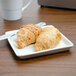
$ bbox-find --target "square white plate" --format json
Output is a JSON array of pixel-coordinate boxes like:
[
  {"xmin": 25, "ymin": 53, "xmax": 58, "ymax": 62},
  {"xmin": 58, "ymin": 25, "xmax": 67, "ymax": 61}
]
[{"xmin": 6, "ymin": 25, "xmax": 74, "ymax": 59}]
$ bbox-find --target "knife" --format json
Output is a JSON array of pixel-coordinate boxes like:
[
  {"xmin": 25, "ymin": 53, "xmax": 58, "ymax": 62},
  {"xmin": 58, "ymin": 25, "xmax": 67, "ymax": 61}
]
[{"xmin": 0, "ymin": 22, "xmax": 46, "ymax": 40}]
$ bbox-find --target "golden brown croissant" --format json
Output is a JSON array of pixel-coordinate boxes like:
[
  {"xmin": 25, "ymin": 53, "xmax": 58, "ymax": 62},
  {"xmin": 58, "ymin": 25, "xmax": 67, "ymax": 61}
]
[
  {"xmin": 34, "ymin": 27, "xmax": 62, "ymax": 51},
  {"xmin": 15, "ymin": 24, "xmax": 42, "ymax": 49}
]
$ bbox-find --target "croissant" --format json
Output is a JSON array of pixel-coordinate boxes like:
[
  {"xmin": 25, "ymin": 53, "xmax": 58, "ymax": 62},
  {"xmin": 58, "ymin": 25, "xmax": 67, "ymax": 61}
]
[
  {"xmin": 34, "ymin": 27, "xmax": 62, "ymax": 51},
  {"xmin": 15, "ymin": 24, "xmax": 42, "ymax": 49}
]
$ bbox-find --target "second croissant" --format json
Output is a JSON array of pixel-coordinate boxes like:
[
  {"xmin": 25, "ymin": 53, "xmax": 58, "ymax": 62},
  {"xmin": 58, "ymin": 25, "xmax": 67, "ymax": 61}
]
[{"xmin": 34, "ymin": 27, "xmax": 62, "ymax": 51}]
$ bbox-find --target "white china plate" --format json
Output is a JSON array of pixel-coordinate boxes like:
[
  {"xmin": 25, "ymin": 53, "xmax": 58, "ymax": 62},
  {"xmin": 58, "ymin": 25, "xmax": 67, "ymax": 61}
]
[{"xmin": 6, "ymin": 25, "xmax": 74, "ymax": 59}]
